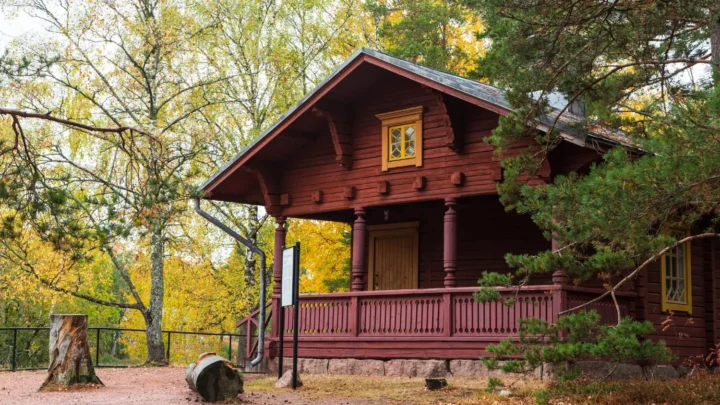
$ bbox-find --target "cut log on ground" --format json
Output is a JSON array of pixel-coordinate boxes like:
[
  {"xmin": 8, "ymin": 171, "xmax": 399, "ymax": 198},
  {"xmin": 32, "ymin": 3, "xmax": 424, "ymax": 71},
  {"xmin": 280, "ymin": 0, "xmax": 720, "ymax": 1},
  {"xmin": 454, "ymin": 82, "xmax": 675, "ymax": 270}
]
[
  {"xmin": 186, "ymin": 352, "xmax": 243, "ymax": 402},
  {"xmin": 41, "ymin": 314, "xmax": 103, "ymax": 390}
]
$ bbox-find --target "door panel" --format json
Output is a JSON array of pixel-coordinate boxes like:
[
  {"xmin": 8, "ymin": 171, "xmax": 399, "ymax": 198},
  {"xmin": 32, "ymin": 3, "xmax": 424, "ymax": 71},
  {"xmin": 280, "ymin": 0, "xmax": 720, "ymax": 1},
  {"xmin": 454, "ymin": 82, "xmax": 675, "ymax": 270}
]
[{"xmin": 368, "ymin": 223, "xmax": 419, "ymax": 290}]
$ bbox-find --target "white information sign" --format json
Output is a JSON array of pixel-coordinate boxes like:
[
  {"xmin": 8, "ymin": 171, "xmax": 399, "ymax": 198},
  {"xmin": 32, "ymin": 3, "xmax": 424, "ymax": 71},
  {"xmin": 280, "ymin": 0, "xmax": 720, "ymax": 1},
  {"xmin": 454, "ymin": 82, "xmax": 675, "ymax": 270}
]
[{"xmin": 281, "ymin": 247, "xmax": 295, "ymax": 307}]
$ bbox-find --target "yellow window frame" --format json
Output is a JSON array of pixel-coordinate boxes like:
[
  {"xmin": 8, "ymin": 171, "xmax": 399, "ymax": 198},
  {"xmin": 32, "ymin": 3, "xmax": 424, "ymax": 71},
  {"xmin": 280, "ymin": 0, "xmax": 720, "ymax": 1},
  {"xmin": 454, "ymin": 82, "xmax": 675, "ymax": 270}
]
[
  {"xmin": 660, "ymin": 230, "xmax": 692, "ymax": 313},
  {"xmin": 376, "ymin": 106, "xmax": 423, "ymax": 171},
  {"xmin": 388, "ymin": 124, "xmax": 417, "ymax": 161}
]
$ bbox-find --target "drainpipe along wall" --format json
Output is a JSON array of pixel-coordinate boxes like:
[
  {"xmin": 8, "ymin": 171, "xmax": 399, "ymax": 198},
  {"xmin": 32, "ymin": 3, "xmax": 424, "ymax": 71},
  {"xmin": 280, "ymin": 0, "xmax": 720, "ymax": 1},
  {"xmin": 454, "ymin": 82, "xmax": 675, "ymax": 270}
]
[{"xmin": 192, "ymin": 198, "xmax": 267, "ymax": 366}]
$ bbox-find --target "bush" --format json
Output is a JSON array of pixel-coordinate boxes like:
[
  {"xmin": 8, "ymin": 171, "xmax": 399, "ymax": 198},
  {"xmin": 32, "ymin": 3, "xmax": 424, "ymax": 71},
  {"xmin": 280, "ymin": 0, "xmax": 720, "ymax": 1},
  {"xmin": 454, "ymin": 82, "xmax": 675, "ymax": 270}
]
[
  {"xmin": 481, "ymin": 310, "xmax": 673, "ymax": 380},
  {"xmin": 485, "ymin": 377, "xmax": 505, "ymax": 393},
  {"xmin": 534, "ymin": 389, "xmax": 550, "ymax": 405}
]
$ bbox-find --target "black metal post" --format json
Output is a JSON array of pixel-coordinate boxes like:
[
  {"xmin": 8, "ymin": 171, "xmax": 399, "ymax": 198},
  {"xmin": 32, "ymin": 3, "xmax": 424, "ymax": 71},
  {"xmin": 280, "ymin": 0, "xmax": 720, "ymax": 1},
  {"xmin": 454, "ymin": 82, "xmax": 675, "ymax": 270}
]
[
  {"xmin": 278, "ymin": 303, "xmax": 285, "ymax": 379},
  {"xmin": 96, "ymin": 328, "xmax": 101, "ymax": 366},
  {"xmin": 11, "ymin": 329, "xmax": 17, "ymax": 371},
  {"xmin": 228, "ymin": 335, "xmax": 232, "ymax": 363},
  {"xmin": 166, "ymin": 331, "xmax": 171, "ymax": 363},
  {"xmin": 292, "ymin": 242, "xmax": 300, "ymax": 390}
]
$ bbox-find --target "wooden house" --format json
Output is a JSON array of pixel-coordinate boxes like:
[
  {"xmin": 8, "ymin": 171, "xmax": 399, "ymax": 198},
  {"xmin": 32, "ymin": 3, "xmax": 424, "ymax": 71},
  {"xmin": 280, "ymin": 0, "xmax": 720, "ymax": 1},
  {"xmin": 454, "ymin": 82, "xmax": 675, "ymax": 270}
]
[{"xmin": 200, "ymin": 49, "xmax": 720, "ymax": 366}]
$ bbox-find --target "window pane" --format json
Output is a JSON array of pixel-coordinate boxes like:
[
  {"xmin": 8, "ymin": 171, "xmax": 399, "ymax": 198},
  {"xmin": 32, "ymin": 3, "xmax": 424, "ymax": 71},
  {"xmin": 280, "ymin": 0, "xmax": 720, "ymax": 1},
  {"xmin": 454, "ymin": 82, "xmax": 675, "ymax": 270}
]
[
  {"xmin": 678, "ymin": 279, "xmax": 685, "ymax": 301},
  {"xmin": 391, "ymin": 144, "xmax": 401, "ymax": 158},
  {"xmin": 405, "ymin": 126, "xmax": 415, "ymax": 157},
  {"xmin": 391, "ymin": 128, "xmax": 402, "ymax": 144},
  {"xmin": 390, "ymin": 127, "xmax": 402, "ymax": 158}
]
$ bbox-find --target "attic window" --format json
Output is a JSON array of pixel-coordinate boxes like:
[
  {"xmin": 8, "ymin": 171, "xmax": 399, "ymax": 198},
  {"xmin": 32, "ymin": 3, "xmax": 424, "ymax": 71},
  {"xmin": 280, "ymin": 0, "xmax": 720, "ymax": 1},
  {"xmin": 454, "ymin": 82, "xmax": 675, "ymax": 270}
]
[{"xmin": 376, "ymin": 106, "xmax": 423, "ymax": 171}]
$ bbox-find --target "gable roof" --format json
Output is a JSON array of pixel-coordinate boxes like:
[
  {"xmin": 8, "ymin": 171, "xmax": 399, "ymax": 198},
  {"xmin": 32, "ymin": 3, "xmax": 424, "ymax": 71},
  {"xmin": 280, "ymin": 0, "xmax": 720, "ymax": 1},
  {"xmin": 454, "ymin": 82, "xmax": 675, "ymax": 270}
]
[{"xmin": 201, "ymin": 47, "xmax": 628, "ymax": 193}]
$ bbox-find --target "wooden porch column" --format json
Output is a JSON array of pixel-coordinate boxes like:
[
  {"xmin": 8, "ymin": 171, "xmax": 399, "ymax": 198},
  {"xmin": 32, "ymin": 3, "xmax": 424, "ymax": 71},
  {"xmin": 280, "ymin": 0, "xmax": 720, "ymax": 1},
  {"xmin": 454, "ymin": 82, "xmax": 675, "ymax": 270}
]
[
  {"xmin": 443, "ymin": 197, "xmax": 457, "ymax": 288},
  {"xmin": 551, "ymin": 236, "xmax": 568, "ymax": 285},
  {"xmin": 351, "ymin": 207, "xmax": 367, "ymax": 291},
  {"xmin": 271, "ymin": 216, "xmax": 286, "ymax": 338},
  {"xmin": 551, "ymin": 236, "xmax": 568, "ymax": 324}
]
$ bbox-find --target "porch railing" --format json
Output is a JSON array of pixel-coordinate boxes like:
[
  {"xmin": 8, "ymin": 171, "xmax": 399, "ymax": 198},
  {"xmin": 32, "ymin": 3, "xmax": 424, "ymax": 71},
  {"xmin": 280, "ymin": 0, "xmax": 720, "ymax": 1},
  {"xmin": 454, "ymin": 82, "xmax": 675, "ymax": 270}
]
[
  {"xmin": 276, "ymin": 285, "xmax": 637, "ymax": 340},
  {"xmin": 235, "ymin": 302, "xmax": 272, "ymax": 365}
]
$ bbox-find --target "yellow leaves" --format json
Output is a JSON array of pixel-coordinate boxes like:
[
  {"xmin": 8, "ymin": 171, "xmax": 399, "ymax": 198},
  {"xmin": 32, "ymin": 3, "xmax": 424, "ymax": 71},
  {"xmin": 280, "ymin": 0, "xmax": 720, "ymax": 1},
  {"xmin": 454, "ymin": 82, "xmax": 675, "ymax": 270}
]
[{"xmin": 285, "ymin": 219, "xmax": 351, "ymax": 293}]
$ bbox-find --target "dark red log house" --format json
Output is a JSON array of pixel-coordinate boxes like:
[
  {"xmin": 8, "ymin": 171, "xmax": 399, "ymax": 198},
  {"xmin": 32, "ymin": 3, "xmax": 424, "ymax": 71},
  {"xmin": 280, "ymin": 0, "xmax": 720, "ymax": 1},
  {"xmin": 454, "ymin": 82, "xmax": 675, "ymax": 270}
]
[{"xmin": 200, "ymin": 49, "xmax": 720, "ymax": 364}]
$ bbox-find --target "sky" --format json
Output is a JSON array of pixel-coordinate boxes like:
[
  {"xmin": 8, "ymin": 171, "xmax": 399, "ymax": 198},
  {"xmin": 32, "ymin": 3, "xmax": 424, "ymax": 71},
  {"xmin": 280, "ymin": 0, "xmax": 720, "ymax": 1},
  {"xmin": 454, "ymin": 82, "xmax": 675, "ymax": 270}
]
[{"xmin": 0, "ymin": 8, "xmax": 43, "ymax": 48}]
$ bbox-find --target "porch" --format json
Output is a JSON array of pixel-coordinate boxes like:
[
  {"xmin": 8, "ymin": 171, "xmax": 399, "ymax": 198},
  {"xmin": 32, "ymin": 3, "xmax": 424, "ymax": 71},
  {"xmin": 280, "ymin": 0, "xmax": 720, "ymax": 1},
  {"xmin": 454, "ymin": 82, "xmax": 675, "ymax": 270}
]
[
  {"xmin": 244, "ymin": 196, "xmax": 638, "ymax": 361},
  {"xmin": 240, "ymin": 285, "xmax": 636, "ymax": 361}
]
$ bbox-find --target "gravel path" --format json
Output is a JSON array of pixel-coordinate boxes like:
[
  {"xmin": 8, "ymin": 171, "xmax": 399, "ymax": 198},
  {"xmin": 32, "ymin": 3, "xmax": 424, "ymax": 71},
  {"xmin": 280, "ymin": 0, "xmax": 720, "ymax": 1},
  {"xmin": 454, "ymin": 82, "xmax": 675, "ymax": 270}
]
[{"xmin": 0, "ymin": 368, "xmax": 358, "ymax": 405}]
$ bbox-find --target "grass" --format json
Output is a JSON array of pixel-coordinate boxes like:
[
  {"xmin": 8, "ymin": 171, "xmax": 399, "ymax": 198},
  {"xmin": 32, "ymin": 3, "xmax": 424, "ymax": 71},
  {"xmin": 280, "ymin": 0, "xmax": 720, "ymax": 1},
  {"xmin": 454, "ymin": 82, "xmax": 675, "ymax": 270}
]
[
  {"xmin": 244, "ymin": 372, "xmax": 720, "ymax": 405},
  {"xmin": 548, "ymin": 373, "xmax": 720, "ymax": 405},
  {"xmin": 246, "ymin": 374, "xmax": 542, "ymax": 404}
]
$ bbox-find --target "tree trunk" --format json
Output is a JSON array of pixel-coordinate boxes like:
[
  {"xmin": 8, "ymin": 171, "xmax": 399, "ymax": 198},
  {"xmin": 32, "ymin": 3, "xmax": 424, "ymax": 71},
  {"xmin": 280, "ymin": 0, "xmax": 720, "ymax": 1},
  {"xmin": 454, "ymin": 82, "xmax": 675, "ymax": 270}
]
[
  {"xmin": 244, "ymin": 205, "xmax": 258, "ymax": 286},
  {"xmin": 712, "ymin": 9, "xmax": 720, "ymax": 83},
  {"xmin": 145, "ymin": 227, "xmax": 166, "ymax": 364},
  {"xmin": 41, "ymin": 314, "xmax": 102, "ymax": 389},
  {"xmin": 186, "ymin": 353, "xmax": 243, "ymax": 401}
]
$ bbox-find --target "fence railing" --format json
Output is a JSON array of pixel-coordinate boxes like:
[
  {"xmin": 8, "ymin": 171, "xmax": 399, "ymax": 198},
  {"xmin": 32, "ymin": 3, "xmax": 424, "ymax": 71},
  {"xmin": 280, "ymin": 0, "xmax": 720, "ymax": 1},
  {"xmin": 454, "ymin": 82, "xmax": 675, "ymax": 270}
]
[{"xmin": 0, "ymin": 327, "xmax": 247, "ymax": 372}]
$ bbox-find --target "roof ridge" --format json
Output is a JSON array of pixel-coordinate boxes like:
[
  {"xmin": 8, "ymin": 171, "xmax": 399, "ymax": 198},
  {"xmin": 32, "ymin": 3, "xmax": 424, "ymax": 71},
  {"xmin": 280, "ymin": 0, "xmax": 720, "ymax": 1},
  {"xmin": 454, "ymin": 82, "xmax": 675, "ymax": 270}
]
[{"xmin": 358, "ymin": 47, "xmax": 506, "ymax": 94}]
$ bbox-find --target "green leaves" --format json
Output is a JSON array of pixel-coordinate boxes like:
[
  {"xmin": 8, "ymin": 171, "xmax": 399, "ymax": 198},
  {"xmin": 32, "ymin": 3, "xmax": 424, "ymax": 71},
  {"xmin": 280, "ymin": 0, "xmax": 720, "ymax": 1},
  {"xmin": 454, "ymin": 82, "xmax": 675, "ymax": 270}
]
[
  {"xmin": 483, "ymin": 311, "xmax": 673, "ymax": 380},
  {"xmin": 465, "ymin": 0, "xmax": 720, "ymax": 306}
]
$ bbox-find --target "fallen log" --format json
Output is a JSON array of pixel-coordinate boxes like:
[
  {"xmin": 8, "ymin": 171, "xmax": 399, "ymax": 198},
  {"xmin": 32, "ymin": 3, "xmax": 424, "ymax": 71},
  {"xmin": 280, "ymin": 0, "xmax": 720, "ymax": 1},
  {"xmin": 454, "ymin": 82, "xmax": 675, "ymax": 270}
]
[
  {"xmin": 186, "ymin": 352, "xmax": 243, "ymax": 402},
  {"xmin": 41, "ymin": 314, "xmax": 103, "ymax": 390}
]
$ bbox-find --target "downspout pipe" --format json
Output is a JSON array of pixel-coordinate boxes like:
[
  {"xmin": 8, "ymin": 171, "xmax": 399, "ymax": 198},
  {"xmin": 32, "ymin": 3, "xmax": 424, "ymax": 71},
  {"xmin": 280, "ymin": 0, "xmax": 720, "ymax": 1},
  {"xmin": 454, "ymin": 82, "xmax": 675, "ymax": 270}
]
[{"xmin": 192, "ymin": 198, "xmax": 266, "ymax": 367}]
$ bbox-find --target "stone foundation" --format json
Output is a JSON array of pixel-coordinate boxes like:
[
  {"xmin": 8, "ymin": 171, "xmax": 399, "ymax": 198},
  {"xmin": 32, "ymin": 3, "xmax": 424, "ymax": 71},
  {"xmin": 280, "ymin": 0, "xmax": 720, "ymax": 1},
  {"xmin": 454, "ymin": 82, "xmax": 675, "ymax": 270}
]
[{"xmin": 267, "ymin": 358, "xmax": 692, "ymax": 380}]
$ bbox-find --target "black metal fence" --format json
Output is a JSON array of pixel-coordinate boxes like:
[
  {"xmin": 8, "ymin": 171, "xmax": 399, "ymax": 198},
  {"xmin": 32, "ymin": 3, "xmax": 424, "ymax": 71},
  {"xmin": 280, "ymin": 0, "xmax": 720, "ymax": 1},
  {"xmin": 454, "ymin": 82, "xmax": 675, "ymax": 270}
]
[{"xmin": 0, "ymin": 327, "xmax": 247, "ymax": 372}]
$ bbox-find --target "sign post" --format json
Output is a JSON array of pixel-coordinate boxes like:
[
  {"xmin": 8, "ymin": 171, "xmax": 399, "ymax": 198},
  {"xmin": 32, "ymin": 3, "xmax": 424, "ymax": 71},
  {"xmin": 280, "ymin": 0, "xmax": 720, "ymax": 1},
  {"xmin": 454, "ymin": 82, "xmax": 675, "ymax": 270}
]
[{"xmin": 277, "ymin": 242, "xmax": 300, "ymax": 389}]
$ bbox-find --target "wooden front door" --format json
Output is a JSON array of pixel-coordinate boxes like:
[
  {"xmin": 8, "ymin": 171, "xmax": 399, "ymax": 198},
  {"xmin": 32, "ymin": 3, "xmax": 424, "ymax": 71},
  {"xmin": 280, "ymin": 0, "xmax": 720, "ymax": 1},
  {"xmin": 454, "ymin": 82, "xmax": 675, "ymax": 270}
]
[{"xmin": 368, "ymin": 222, "xmax": 419, "ymax": 290}]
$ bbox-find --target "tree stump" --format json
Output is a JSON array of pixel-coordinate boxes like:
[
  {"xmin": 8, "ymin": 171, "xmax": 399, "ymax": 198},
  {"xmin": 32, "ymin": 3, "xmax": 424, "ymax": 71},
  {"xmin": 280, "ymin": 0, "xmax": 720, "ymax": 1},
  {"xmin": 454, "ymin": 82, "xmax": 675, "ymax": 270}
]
[
  {"xmin": 41, "ymin": 314, "xmax": 103, "ymax": 390},
  {"xmin": 186, "ymin": 352, "xmax": 243, "ymax": 402}
]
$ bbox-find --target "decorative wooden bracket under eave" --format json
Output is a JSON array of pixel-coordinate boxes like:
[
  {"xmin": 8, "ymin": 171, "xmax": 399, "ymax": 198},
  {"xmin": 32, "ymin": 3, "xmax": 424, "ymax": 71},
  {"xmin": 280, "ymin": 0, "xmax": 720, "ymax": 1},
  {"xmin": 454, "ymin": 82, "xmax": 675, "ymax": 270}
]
[
  {"xmin": 312, "ymin": 105, "xmax": 353, "ymax": 169},
  {"xmin": 245, "ymin": 167, "xmax": 282, "ymax": 216},
  {"xmin": 423, "ymin": 86, "xmax": 462, "ymax": 152}
]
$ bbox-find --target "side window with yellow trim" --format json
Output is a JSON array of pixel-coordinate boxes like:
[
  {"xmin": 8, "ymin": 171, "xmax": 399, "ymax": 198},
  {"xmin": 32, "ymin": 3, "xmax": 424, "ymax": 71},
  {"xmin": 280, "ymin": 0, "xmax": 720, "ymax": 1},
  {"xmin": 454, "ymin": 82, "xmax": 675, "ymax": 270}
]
[{"xmin": 661, "ymin": 230, "xmax": 692, "ymax": 313}]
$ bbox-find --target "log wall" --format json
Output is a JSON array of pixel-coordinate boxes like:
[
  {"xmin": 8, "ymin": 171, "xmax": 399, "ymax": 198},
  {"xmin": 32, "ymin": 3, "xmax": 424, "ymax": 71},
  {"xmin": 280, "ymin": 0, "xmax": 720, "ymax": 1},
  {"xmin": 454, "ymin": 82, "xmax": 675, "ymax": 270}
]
[
  {"xmin": 641, "ymin": 239, "xmax": 720, "ymax": 358},
  {"xmin": 359, "ymin": 196, "xmax": 550, "ymax": 289},
  {"xmin": 278, "ymin": 77, "xmax": 545, "ymax": 217}
]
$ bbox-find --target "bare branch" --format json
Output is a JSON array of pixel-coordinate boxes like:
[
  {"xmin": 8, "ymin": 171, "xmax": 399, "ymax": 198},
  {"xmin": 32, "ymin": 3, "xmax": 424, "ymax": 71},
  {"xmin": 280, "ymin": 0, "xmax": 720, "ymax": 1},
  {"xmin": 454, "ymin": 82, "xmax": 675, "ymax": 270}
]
[{"xmin": 559, "ymin": 233, "xmax": 720, "ymax": 317}]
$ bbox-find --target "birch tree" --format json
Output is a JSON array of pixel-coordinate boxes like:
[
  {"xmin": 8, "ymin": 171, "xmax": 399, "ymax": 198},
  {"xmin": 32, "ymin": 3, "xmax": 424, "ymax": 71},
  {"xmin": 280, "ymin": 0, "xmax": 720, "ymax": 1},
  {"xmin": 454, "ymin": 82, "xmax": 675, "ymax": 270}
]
[
  {"xmin": 0, "ymin": 0, "xmax": 229, "ymax": 363},
  {"xmin": 194, "ymin": 0, "xmax": 356, "ymax": 289}
]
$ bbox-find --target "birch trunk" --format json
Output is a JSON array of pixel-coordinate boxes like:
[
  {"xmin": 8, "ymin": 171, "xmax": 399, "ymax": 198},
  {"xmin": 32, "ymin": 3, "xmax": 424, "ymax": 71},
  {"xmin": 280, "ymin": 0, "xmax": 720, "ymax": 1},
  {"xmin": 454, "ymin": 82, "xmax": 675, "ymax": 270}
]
[
  {"xmin": 145, "ymin": 227, "xmax": 166, "ymax": 364},
  {"xmin": 712, "ymin": 11, "xmax": 719, "ymax": 79},
  {"xmin": 41, "ymin": 314, "xmax": 102, "ymax": 389},
  {"xmin": 244, "ymin": 205, "xmax": 258, "ymax": 286}
]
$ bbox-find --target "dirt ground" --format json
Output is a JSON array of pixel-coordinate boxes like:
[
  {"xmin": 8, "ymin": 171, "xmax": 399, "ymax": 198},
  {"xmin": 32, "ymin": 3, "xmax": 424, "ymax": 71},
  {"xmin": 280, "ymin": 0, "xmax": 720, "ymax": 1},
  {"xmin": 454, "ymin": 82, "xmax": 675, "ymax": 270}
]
[
  {"xmin": 1, "ymin": 367, "xmax": 511, "ymax": 405},
  {"xmin": 0, "ymin": 368, "xmax": 387, "ymax": 405}
]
